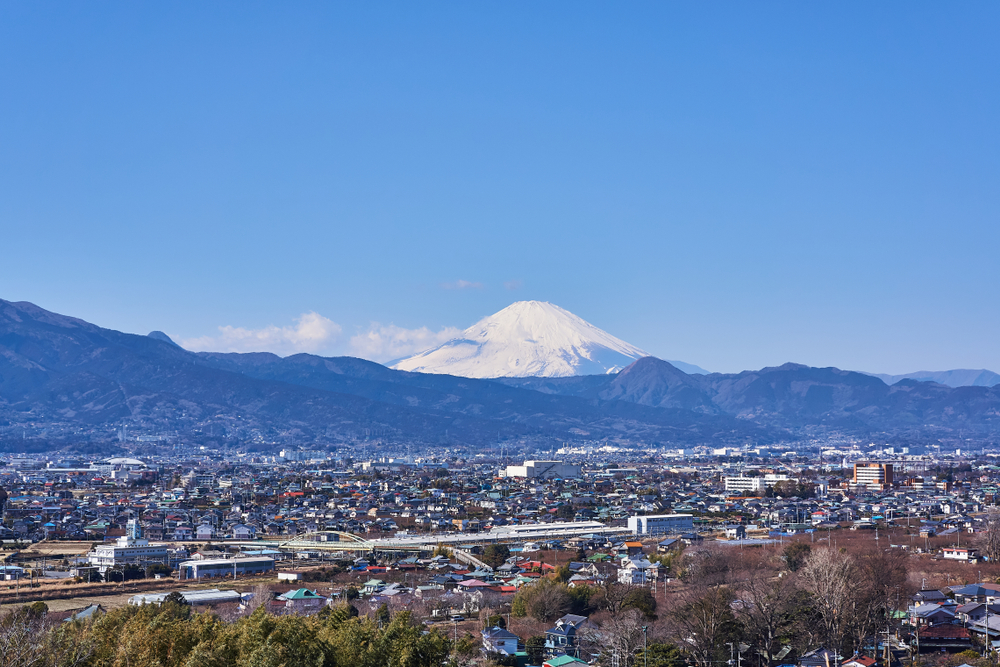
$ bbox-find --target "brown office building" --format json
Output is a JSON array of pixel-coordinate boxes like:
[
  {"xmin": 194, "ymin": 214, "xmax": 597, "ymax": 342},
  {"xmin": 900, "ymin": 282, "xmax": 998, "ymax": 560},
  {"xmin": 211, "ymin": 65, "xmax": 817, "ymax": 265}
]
[{"xmin": 853, "ymin": 462, "xmax": 894, "ymax": 490}]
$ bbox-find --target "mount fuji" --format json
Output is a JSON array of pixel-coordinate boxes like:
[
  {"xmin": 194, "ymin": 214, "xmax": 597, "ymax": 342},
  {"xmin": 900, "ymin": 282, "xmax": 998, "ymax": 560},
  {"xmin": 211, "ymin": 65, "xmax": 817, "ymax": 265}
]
[{"xmin": 392, "ymin": 301, "xmax": 706, "ymax": 378}]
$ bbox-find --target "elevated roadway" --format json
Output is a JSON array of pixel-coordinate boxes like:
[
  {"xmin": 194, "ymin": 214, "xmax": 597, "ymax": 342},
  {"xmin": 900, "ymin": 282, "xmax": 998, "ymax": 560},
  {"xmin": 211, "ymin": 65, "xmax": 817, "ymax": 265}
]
[{"xmin": 218, "ymin": 520, "xmax": 630, "ymax": 555}]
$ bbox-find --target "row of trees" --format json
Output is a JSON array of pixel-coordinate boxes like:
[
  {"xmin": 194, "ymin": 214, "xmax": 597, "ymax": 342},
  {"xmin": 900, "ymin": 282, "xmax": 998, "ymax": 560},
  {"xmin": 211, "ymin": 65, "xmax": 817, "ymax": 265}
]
[{"xmin": 0, "ymin": 599, "xmax": 456, "ymax": 667}]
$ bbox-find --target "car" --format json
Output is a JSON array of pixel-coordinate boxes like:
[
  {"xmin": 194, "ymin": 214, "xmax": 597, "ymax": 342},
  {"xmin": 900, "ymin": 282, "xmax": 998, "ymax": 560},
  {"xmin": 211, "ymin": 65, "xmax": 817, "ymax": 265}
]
[{"xmin": 448, "ymin": 614, "xmax": 464, "ymax": 622}]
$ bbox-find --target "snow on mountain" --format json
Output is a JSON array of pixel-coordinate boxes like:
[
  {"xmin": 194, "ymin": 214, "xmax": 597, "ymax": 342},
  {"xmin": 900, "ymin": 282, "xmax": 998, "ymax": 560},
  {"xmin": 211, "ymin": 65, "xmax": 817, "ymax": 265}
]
[{"xmin": 392, "ymin": 301, "xmax": 656, "ymax": 378}]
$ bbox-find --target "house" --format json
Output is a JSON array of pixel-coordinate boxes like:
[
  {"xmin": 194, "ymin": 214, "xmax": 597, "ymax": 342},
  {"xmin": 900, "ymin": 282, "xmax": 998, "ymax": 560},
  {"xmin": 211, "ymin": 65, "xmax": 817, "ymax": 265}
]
[
  {"xmin": 542, "ymin": 656, "xmax": 587, "ymax": 667},
  {"xmin": 231, "ymin": 524, "xmax": 257, "ymax": 540},
  {"xmin": 172, "ymin": 526, "xmax": 193, "ymax": 540},
  {"xmin": 842, "ymin": 656, "xmax": 877, "ymax": 667},
  {"xmin": 911, "ymin": 603, "xmax": 956, "ymax": 626},
  {"xmin": 725, "ymin": 525, "xmax": 747, "ymax": 540},
  {"xmin": 917, "ymin": 624, "xmax": 972, "ymax": 652},
  {"xmin": 913, "ymin": 590, "xmax": 948, "ymax": 604},
  {"xmin": 618, "ymin": 558, "xmax": 659, "ymax": 585},
  {"xmin": 956, "ymin": 602, "xmax": 990, "ymax": 623},
  {"xmin": 196, "ymin": 524, "xmax": 215, "ymax": 540},
  {"xmin": 362, "ymin": 579, "xmax": 386, "ymax": 595},
  {"xmin": 943, "ymin": 547, "xmax": 979, "ymax": 562},
  {"xmin": 276, "ymin": 588, "xmax": 326, "ymax": 612},
  {"xmin": 482, "ymin": 626, "xmax": 521, "ymax": 655},
  {"xmin": 657, "ymin": 538, "xmax": 680, "ymax": 552},
  {"xmin": 623, "ymin": 542, "xmax": 644, "ymax": 558},
  {"xmin": 545, "ymin": 618, "xmax": 581, "ymax": 658}
]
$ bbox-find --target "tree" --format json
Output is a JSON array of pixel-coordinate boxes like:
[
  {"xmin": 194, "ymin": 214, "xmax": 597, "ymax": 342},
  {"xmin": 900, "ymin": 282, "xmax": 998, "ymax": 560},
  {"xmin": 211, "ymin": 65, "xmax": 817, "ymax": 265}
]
[
  {"xmin": 163, "ymin": 591, "xmax": 189, "ymax": 606},
  {"xmin": 798, "ymin": 547, "xmax": 854, "ymax": 654},
  {"xmin": 623, "ymin": 587, "xmax": 657, "ymax": 620},
  {"xmin": 22, "ymin": 601, "xmax": 48, "ymax": 618},
  {"xmin": 567, "ymin": 584, "xmax": 597, "ymax": 616},
  {"xmin": 145, "ymin": 562, "xmax": 173, "ymax": 578},
  {"xmin": 375, "ymin": 603, "xmax": 391, "ymax": 628},
  {"xmin": 979, "ymin": 511, "xmax": 1000, "ymax": 563},
  {"xmin": 242, "ymin": 583, "xmax": 273, "ymax": 615},
  {"xmin": 845, "ymin": 545, "xmax": 908, "ymax": 657},
  {"xmin": 782, "ymin": 542, "xmax": 811, "ymax": 572},
  {"xmin": 0, "ymin": 606, "xmax": 48, "ymax": 667},
  {"xmin": 734, "ymin": 552, "xmax": 799, "ymax": 666},
  {"xmin": 667, "ymin": 585, "xmax": 738, "ymax": 667},
  {"xmin": 453, "ymin": 633, "xmax": 479, "ymax": 662},
  {"xmin": 525, "ymin": 635, "xmax": 546, "ymax": 666},
  {"xmin": 511, "ymin": 578, "xmax": 572, "ymax": 622},
  {"xmin": 482, "ymin": 544, "xmax": 511, "ymax": 569},
  {"xmin": 640, "ymin": 642, "xmax": 686, "ymax": 667},
  {"xmin": 527, "ymin": 579, "xmax": 572, "ymax": 622},
  {"xmin": 581, "ymin": 608, "xmax": 647, "ymax": 667}
]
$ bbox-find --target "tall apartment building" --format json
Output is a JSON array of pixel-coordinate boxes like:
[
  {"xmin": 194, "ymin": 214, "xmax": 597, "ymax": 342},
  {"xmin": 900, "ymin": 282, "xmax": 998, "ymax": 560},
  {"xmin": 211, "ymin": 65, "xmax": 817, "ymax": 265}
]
[{"xmin": 853, "ymin": 462, "xmax": 894, "ymax": 489}]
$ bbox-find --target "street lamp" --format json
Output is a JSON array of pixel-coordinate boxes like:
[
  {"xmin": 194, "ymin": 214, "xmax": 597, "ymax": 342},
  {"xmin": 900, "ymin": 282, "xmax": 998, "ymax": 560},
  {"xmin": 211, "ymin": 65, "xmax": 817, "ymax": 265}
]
[{"xmin": 643, "ymin": 625, "xmax": 648, "ymax": 667}]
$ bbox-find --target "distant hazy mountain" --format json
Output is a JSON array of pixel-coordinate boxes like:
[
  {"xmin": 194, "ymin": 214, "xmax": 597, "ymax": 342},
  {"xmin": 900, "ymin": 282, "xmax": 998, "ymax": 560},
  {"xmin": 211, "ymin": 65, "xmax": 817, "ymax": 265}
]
[
  {"xmin": 393, "ymin": 300, "xmax": 707, "ymax": 377},
  {"xmin": 0, "ymin": 299, "xmax": 752, "ymax": 446},
  {"xmin": 870, "ymin": 369, "xmax": 1000, "ymax": 388}
]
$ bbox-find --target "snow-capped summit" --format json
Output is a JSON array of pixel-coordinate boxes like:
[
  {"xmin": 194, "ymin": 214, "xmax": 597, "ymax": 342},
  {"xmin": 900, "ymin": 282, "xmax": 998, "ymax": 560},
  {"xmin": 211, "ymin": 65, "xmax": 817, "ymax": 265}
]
[{"xmin": 392, "ymin": 301, "xmax": 653, "ymax": 378}]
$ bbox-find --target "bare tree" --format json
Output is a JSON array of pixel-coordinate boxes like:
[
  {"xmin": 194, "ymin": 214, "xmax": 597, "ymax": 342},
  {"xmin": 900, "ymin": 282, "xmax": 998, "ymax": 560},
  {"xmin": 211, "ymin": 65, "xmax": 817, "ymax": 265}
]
[
  {"xmin": 244, "ymin": 583, "xmax": 274, "ymax": 614},
  {"xmin": 667, "ymin": 585, "xmax": 737, "ymax": 667},
  {"xmin": 845, "ymin": 546, "xmax": 908, "ymax": 657},
  {"xmin": 0, "ymin": 609, "xmax": 49, "ymax": 667},
  {"xmin": 581, "ymin": 609, "xmax": 646, "ymax": 667},
  {"xmin": 798, "ymin": 547, "xmax": 854, "ymax": 655},
  {"xmin": 528, "ymin": 582, "xmax": 571, "ymax": 622},
  {"xmin": 598, "ymin": 580, "xmax": 636, "ymax": 616},
  {"xmin": 733, "ymin": 553, "xmax": 798, "ymax": 667},
  {"xmin": 979, "ymin": 511, "xmax": 1000, "ymax": 563}
]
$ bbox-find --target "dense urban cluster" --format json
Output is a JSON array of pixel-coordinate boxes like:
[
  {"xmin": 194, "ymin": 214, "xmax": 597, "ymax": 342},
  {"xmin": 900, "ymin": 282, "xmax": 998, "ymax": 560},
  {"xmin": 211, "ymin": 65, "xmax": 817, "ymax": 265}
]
[{"xmin": 2, "ymin": 442, "xmax": 1000, "ymax": 667}]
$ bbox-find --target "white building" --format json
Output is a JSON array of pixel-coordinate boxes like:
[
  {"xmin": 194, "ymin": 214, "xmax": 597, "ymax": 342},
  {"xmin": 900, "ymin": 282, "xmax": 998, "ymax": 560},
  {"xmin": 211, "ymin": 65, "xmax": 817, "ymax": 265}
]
[
  {"xmin": 177, "ymin": 557, "xmax": 275, "ymax": 580},
  {"xmin": 942, "ymin": 547, "xmax": 978, "ymax": 562},
  {"xmin": 724, "ymin": 474, "xmax": 791, "ymax": 493},
  {"xmin": 501, "ymin": 460, "xmax": 581, "ymax": 479},
  {"xmin": 627, "ymin": 514, "xmax": 694, "ymax": 535},
  {"xmin": 87, "ymin": 520, "xmax": 168, "ymax": 574}
]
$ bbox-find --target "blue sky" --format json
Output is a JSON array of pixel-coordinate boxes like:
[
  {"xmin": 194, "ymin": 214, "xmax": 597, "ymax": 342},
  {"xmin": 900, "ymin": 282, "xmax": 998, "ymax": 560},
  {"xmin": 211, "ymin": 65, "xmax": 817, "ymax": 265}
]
[{"xmin": 1, "ymin": 3, "xmax": 997, "ymax": 374}]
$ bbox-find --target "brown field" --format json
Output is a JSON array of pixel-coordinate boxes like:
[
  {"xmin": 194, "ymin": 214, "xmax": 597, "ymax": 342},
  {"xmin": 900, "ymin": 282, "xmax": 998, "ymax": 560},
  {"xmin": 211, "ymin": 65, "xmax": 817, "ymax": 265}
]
[{"xmin": 17, "ymin": 541, "xmax": 95, "ymax": 557}]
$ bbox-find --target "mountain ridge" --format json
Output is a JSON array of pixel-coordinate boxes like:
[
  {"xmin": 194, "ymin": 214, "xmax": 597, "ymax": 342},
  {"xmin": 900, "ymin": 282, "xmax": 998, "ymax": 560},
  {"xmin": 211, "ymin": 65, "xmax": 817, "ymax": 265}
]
[
  {"xmin": 3, "ymin": 298, "xmax": 1000, "ymax": 448},
  {"xmin": 0, "ymin": 299, "xmax": 759, "ymax": 447}
]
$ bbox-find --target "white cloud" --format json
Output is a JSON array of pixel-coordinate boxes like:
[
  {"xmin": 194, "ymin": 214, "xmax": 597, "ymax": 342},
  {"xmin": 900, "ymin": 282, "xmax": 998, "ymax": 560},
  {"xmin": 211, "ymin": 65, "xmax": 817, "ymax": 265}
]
[
  {"xmin": 180, "ymin": 312, "xmax": 342, "ymax": 356},
  {"xmin": 441, "ymin": 279, "xmax": 484, "ymax": 290},
  {"xmin": 504, "ymin": 279, "xmax": 523, "ymax": 290},
  {"xmin": 350, "ymin": 323, "xmax": 462, "ymax": 363}
]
